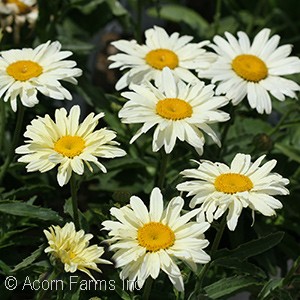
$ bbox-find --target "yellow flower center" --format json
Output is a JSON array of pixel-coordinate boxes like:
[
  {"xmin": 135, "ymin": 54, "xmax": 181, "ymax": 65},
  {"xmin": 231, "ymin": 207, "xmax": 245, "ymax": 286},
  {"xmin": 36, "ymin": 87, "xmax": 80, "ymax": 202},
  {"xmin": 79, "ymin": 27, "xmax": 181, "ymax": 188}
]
[
  {"xmin": 68, "ymin": 251, "xmax": 77, "ymax": 259},
  {"xmin": 54, "ymin": 136, "xmax": 85, "ymax": 158},
  {"xmin": 137, "ymin": 222, "xmax": 175, "ymax": 252},
  {"xmin": 6, "ymin": 60, "xmax": 43, "ymax": 82},
  {"xmin": 231, "ymin": 54, "xmax": 268, "ymax": 82},
  {"xmin": 5, "ymin": 0, "xmax": 31, "ymax": 14},
  {"xmin": 214, "ymin": 173, "xmax": 253, "ymax": 194},
  {"xmin": 156, "ymin": 98, "xmax": 193, "ymax": 120},
  {"xmin": 145, "ymin": 49, "xmax": 179, "ymax": 70}
]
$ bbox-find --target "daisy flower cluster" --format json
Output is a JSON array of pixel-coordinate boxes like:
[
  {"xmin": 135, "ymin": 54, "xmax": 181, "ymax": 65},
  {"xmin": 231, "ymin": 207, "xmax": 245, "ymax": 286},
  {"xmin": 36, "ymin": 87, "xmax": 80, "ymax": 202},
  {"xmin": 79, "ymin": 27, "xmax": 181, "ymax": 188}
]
[
  {"xmin": 100, "ymin": 25, "xmax": 294, "ymax": 292},
  {"xmin": 111, "ymin": 26, "xmax": 300, "ymax": 115},
  {"xmin": 0, "ymin": 20, "xmax": 297, "ymax": 297}
]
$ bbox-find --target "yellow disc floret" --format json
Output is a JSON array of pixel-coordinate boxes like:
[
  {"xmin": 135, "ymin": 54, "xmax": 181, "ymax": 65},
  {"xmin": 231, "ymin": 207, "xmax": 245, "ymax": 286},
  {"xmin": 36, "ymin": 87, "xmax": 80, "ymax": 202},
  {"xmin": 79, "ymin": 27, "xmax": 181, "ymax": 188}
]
[
  {"xmin": 6, "ymin": 60, "xmax": 43, "ymax": 81},
  {"xmin": 156, "ymin": 98, "xmax": 193, "ymax": 120},
  {"xmin": 214, "ymin": 173, "xmax": 253, "ymax": 194},
  {"xmin": 54, "ymin": 136, "xmax": 85, "ymax": 158},
  {"xmin": 145, "ymin": 49, "xmax": 179, "ymax": 70},
  {"xmin": 137, "ymin": 222, "xmax": 175, "ymax": 252},
  {"xmin": 232, "ymin": 54, "xmax": 268, "ymax": 82}
]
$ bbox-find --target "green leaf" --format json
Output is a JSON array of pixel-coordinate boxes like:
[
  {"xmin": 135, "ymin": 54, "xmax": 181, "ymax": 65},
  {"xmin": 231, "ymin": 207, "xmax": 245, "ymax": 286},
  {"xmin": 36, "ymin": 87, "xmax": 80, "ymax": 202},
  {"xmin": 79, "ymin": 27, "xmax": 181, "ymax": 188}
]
[
  {"xmin": 12, "ymin": 244, "xmax": 44, "ymax": 272},
  {"xmin": 63, "ymin": 198, "xmax": 88, "ymax": 231},
  {"xmin": 258, "ymin": 278, "xmax": 283, "ymax": 299},
  {"xmin": 213, "ymin": 257, "xmax": 266, "ymax": 278},
  {"xmin": 275, "ymin": 143, "xmax": 300, "ymax": 164},
  {"xmin": 0, "ymin": 259, "xmax": 11, "ymax": 275},
  {"xmin": 0, "ymin": 228, "xmax": 29, "ymax": 249},
  {"xmin": 147, "ymin": 4, "xmax": 209, "ymax": 36},
  {"xmin": 0, "ymin": 184, "xmax": 54, "ymax": 200},
  {"xmin": 271, "ymin": 289, "xmax": 293, "ymax": 300},
  {"xmin": 70, "ymin": 0, "xmax": 105, "ymax": 14},
  {"xmin": 204, "ymin": 275, "xmax": 260, "ymax": 299},
  {"xmin": 215, "ymin": 232, "xmax": 285, "ymax": 261},
  {"xmin": 0, "ymin": 201, "xmax": 62, "ymax": 222},
  {"xmin": 106, "ymin": 0, "xmax": 128, "ymax": 16},
  {"xmin": 114, "ymin": 284, "xmax": 132, "ymax": 300}
]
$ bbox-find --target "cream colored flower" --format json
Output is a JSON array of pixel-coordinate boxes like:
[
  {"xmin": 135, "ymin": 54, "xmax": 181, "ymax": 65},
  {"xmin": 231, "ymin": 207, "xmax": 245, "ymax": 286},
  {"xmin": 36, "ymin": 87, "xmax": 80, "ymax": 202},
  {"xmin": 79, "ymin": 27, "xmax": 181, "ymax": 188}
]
[
  {"xmin": 0, "ymin": 0, "xmax": 38, "ymax": 41},
  {"xmin": 0, "ymin": 40, "xmax": 82, "ymax": 111},
  {"xmin": 199, "ymin": 28, "xmax": 300, "ymax": 114},
  {"xmin": 119, "ymin": 67, "xmax": 229, "ymax": 154},
  {"xmin": 109, "ymin": 25, "xmax": 216, "ymax": 90},
  {"xmin": 102, "ymin": 187, "xmax": 210, "ymax": 291},
  {"xmin": 15, "ymin": 105, "xmax": 126, "ymax": 186},
  {"xmin": 177, "ymin": 153, "xmax": 289, "ymax": 231},
  {"xmin": 44, "ymin": 222, "xmax": 111, "ymax": 280}
]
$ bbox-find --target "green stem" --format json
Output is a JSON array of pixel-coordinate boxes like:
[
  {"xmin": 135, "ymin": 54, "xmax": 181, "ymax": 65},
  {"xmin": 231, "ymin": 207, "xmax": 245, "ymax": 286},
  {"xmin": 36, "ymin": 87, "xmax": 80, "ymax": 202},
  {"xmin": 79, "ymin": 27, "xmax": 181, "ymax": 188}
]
[
  {"xmin": 268, "ymin": 109, "xmax": 294, "ymax": 137},
  {"xmin": 218, "ymin": 105, "xmax": 235, "ymax": 159},
  {"xmin": 156, "ymin": 149, "xmax": 169, "ymax": 190},
  {"xmin": 213, "ymin": 0, "xmax": 222, "ymax": 34},
  {"xmin": 246, "ymin": 1, "xmax": 264, "ymax": 34},
  {"xmin": 135, "ymin": 0, "xmax": 143, "ymax": 43},
  {"xmin": 194, "ymin": 215, "xmax": 227, "ymax": 293},
  {"xmin": 70, "ymin": 175, "xmax": 80, "ymax": 230},
  {"xmin": 36, "ymin": 268, "xmax": 61, "ymax": 300},
  {"xmin": 279, "ymin": 119, "xmax": 300, "ymax": 128},
  {"xmin": 0, "ymin": 105, "xmax": 25, "ymax": 185},
  {"xmin": 142, "ymin": 277, "xmax": 153, "ymax": 300},
  {"xmin": 0, "ymin": 101, "xmax": 5, "ymax": 152}
]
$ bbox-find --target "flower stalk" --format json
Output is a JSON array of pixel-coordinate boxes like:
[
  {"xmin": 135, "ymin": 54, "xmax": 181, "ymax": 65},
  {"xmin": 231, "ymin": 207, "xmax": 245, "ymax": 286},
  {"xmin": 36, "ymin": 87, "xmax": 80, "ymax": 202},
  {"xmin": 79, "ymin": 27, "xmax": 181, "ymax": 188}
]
[
  {"xmin": 0, "ymin": 104, "xmax": 24, "ymax": 185},
  {"xmin": 156, "ymin": 149, "xmax": 169, "ymax": 189},
  {"xmin": 142, "ymin": 277, "xmax": 154, "ymax": 300},
  {"xmin": 70, "ymin": 175, "xmax": 81, "ymax": 230},
  {"xmin": 194, "ymin": 214, "xmax": 227, "ymax": 294}
]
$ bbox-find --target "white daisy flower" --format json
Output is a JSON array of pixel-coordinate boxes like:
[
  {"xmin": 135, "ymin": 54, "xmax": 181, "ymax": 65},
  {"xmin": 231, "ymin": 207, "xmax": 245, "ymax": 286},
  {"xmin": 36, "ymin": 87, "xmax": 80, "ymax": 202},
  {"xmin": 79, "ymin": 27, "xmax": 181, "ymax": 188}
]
[
  {"xmin": 198, "ymin": 28, "xmax": 300, "ymax": 114},
  {"xmin": 109, "ymin": 25, "xmax": 216, "ymax": 90},
  {"xmin": 102, "ymin": 187, "xmax": 210, "ymax": 291},
  {"xmin": 44, "ymin": 222, "xmax": 112, "ymax": 280},
  {"xmin": 177, "ymin": 153, "xmax": 289, "ymax": 231},
  {"xmin": 0, "ymin": 0, "xmax": 38, "ymax": 34},
  {"xmin": 0, "ymin": 40, "xmax": 82, "ymax": 111},
  {"xmin": 0, "ymin": 0, "xmax": 36, "ymax": 14},
  {"xmin": 119, "ymin": 67, "xmax": 230, "ymax": 154},
  {"xmin": 15, "ymin": 105, "xmax": 126, "ymax": 186}
]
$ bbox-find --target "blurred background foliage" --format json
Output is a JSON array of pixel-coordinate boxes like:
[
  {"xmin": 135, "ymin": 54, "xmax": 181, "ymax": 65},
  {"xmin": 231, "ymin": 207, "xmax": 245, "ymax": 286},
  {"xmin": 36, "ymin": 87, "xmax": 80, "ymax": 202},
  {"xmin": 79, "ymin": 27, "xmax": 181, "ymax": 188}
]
[{"xmin": 0, "ymin": 0, "xmax": 300, "ymax": 299}]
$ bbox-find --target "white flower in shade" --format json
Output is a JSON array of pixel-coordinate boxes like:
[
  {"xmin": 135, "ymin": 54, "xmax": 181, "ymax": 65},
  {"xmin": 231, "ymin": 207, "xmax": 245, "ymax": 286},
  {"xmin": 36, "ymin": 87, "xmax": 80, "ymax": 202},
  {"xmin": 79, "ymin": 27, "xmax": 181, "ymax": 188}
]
[
  {"xmin": 198, "ymin": 28, "xmax": 300, "ymax": 114},
  {"xmin": 0, "ymin": 0, "xmax": 36, "ymax": 15},
  {"xmin": 15, "ymin": 105, "xmax": 126, "ymax": 186},
  {"xmin": 102, "ymin": 187, "xmax": 210, "ymax": 291},
  {"xmin": 109, "ymin": 25, "xmax": 216, "ymax": 90},
  {"xmin": 0, "ymin": 40, "xmax": 82, "ymax": 111},
  {"xmin": 0, "ymin": 0, "xmax": 38, "ymax": 35},
  {"xmin": 119, "ymin": 67, "xmax": 230, "ymax": 154},
  {"xmin": 177, "ymin": 153, "xmax": 289, "ymax": 231},
  {"xmin": 44, "ymin": 222, "xmax": 111, "ymax": 280}
]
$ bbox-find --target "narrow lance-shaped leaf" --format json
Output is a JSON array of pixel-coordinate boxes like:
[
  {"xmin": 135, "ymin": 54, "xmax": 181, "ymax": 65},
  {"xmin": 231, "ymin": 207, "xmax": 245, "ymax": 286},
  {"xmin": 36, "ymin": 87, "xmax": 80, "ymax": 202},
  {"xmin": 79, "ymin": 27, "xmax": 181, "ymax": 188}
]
[
  {"xmin": 0, "ymin": 201, "xmax": 62, "ymax": 222},
  {"xmin": 214, "ymin": 231, "xmax": 285, "ymax": 261},
  {"xmin": 12, "ymin": 244, "xmax": 45, "ymax": 272},
  {"xmin": 204, "ymin": 275, "xmax": 261, "ymax": 299}
]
